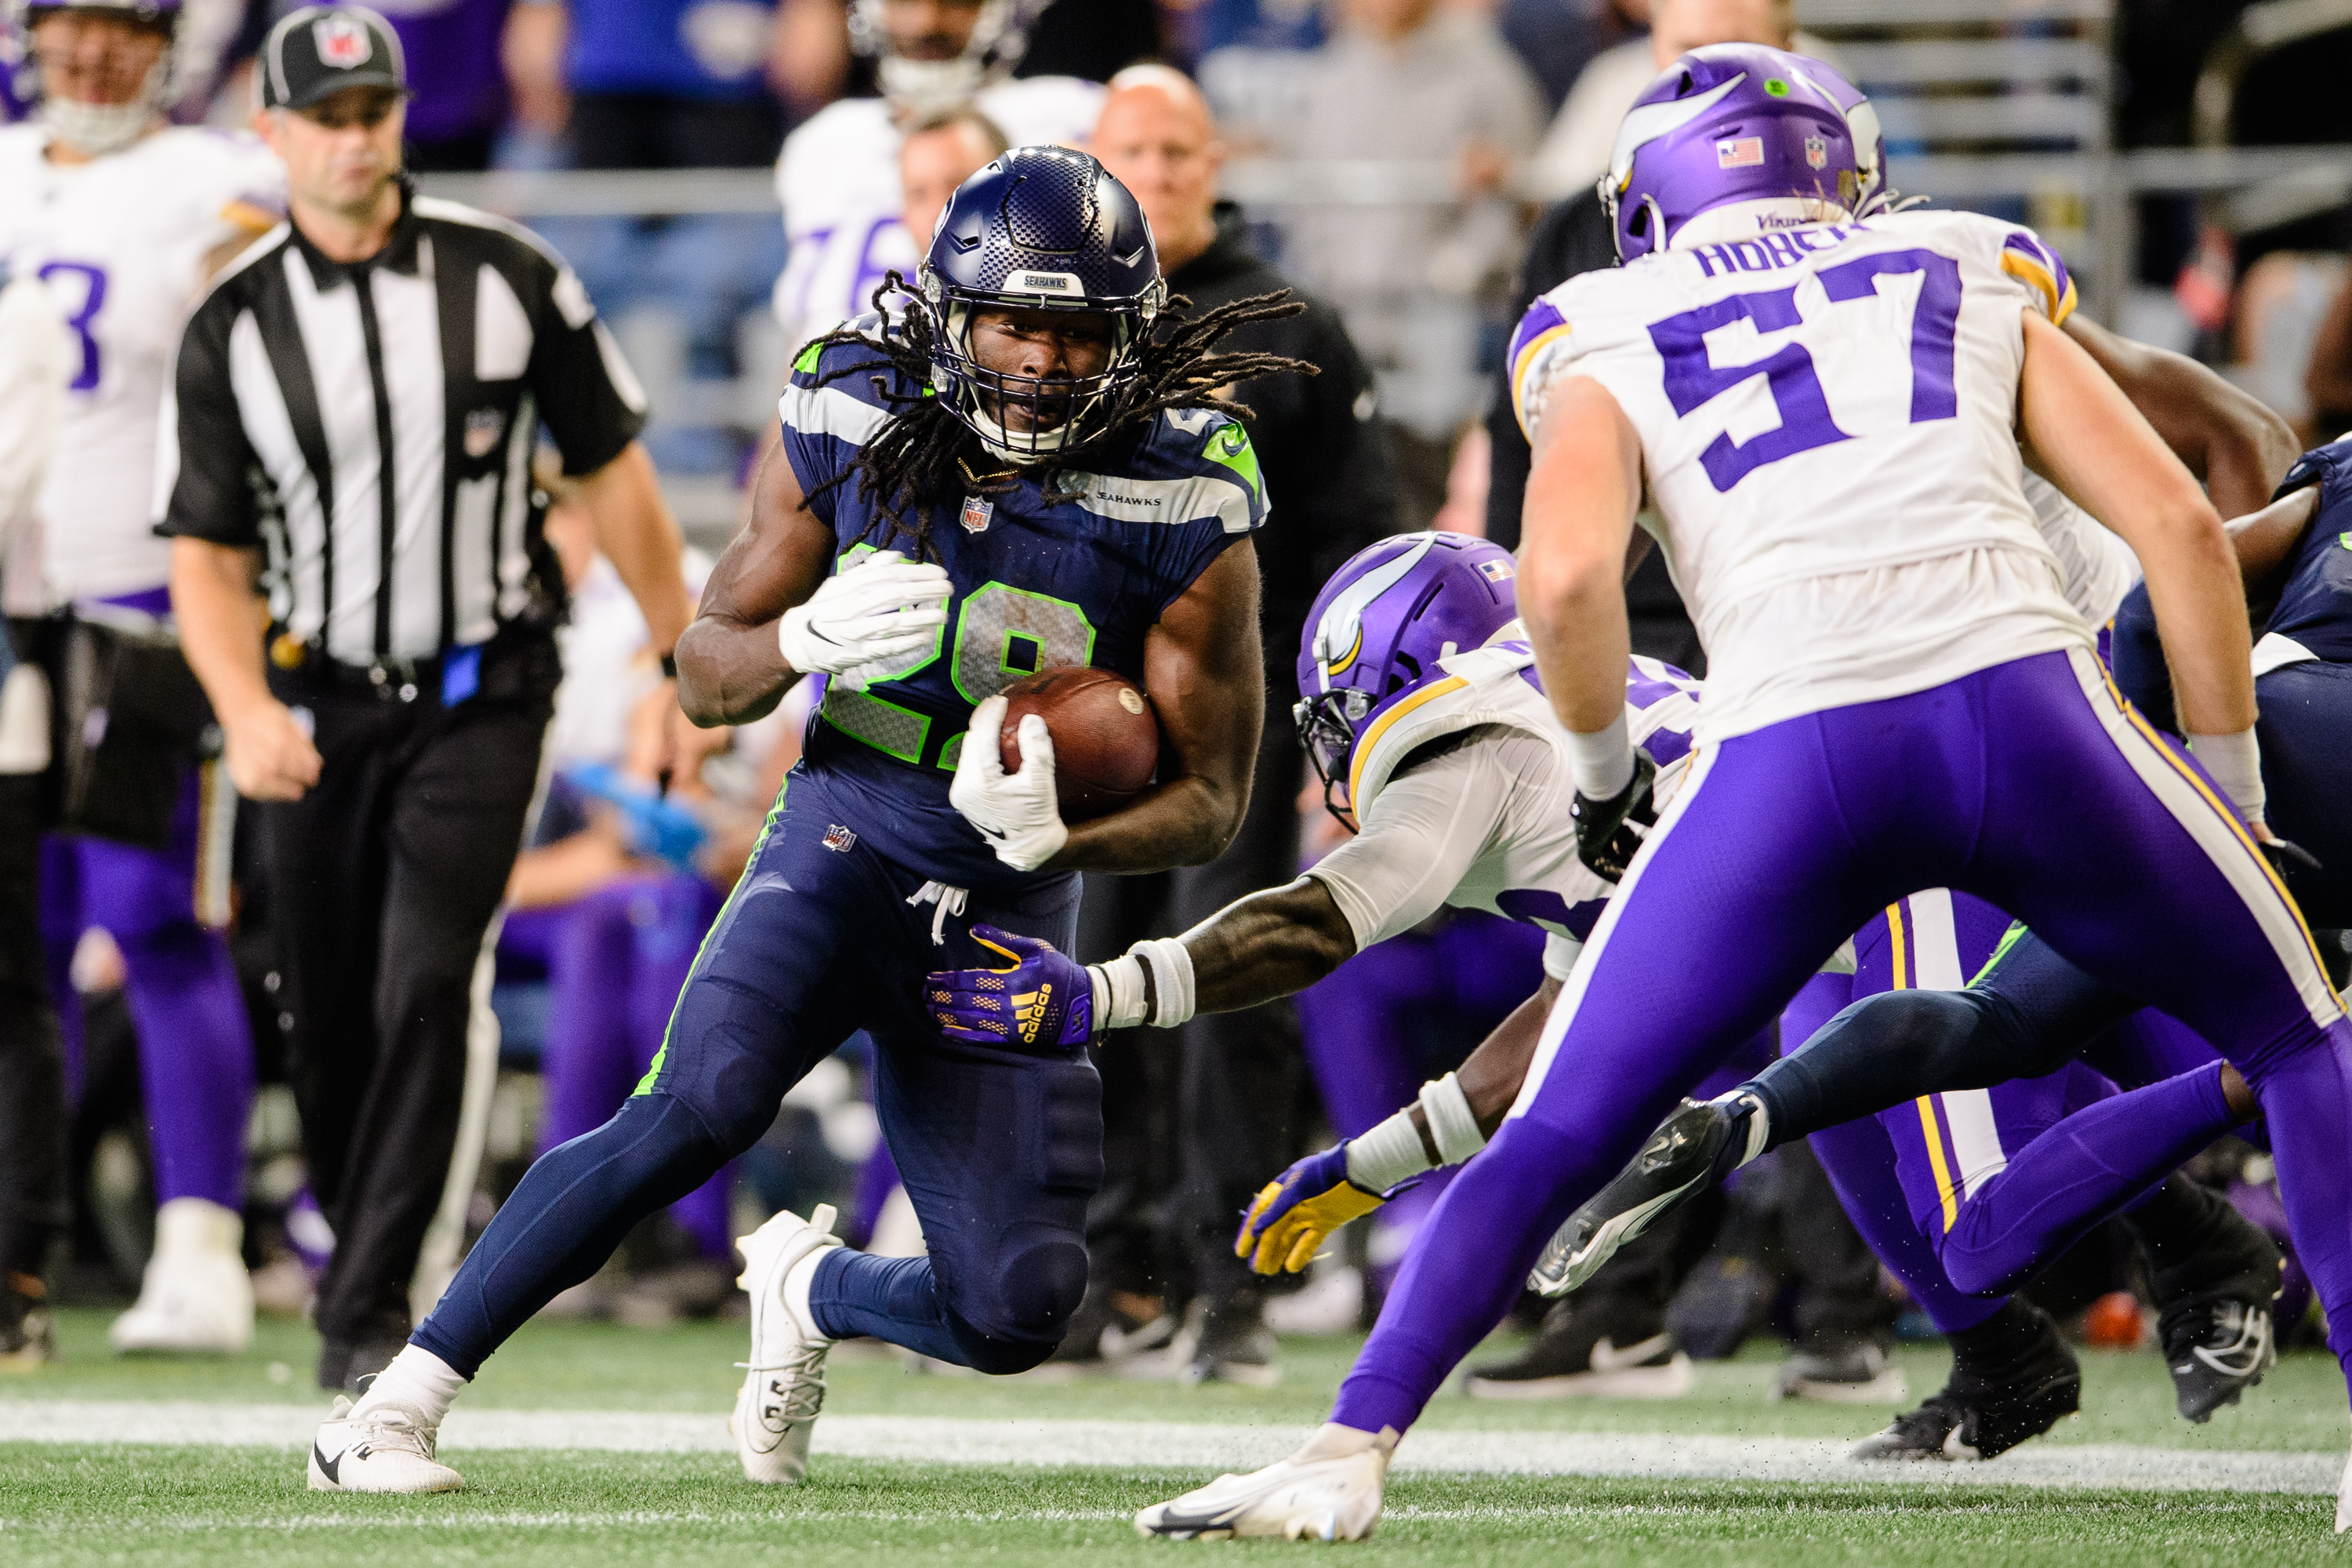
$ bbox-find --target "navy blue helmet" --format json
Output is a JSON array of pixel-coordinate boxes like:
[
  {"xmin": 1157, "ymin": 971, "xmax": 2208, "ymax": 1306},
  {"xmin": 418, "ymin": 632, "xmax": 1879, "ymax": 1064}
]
[{"xmin": 917, "ymin": 145, "xmax": 1166, "ymax": 462}]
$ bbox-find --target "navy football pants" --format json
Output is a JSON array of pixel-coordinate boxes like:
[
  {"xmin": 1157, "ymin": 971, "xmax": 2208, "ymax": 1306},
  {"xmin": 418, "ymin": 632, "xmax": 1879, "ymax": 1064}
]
[{"xmin": 414, "ymin": 767, "xmax": 1102, "ymax": 1378}]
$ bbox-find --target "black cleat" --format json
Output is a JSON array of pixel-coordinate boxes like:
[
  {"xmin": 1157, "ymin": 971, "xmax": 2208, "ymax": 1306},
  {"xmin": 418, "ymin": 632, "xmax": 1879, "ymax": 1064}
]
[
  {"xmin": 1465, "ymin": 1298, "xmax": 1692, "ymax": 1400},
  {"xmin": 1852, "ymin": 1299, "xmax": 2080, "ymax": 1461},
  {"xmin": 1530, "ymin": 1095, "xmax": 1763, "ymax": 1297},
  {"xmin": 2161, "ymin": 1299, "xmax": 2275, "ymax": 1422},
  {"xmin": 2141, "ymin": 1182, "xmax": 2284, "ymax": 1423}
]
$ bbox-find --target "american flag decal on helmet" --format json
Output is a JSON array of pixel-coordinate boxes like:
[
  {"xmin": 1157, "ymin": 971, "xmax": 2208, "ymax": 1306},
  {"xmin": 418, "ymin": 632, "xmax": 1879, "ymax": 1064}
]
[{"xmin": 1716, "ymin": 137, "xmax": 1764, "ymax": 169}]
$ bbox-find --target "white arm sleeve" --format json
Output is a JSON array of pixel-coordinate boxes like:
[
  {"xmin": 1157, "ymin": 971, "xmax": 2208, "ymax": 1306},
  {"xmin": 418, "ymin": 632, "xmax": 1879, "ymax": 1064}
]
[
  {"xmin": 1306, "ymin": 742, "xmax": 1505, "ymax": 951},
  {"xmin": 1541, "ymin": 932, "xmax": 1583, "ymax": 982}
]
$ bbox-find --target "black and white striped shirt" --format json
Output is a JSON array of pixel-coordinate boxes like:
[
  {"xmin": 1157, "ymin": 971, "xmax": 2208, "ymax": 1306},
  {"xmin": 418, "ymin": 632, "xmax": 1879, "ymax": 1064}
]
[{"xmin": 155, "ymin": 189, "xmax": 647, "ymax": 665}]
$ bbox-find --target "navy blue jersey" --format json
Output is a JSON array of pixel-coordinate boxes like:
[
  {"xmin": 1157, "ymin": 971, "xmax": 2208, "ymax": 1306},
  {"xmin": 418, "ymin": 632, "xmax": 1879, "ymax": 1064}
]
[
  {"xmin": 777, "ymin": 321, "xmax": 1266, "ymax": 887},
  {"xmin": 2262, "ymin": 438, "xmax": 2352, "ymax": 664},
  {"xmin": 2114, "ymin": 436, "xmax": 2352, "ymax": 728}
]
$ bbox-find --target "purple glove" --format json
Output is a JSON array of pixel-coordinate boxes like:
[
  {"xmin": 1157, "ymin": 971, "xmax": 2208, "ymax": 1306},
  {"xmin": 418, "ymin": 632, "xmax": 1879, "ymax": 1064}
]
[{"xmin": 925, "ymin": 924, "xmax": 1093, "ymax": 1051}]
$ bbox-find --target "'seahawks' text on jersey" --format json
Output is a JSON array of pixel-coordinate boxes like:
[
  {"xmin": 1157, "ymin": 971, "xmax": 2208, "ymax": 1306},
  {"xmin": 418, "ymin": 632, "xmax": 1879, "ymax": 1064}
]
[
  {"xmin": 0, "ymin": 125, "xmax": 282, "ymax": 606},
  {"xmin": 1508, "ymin": 210, "xmax": 2095, "ymax": 744},
  {"xmin": 778, "ymin": 321, "xmax": 1266, "ymax": 887}
]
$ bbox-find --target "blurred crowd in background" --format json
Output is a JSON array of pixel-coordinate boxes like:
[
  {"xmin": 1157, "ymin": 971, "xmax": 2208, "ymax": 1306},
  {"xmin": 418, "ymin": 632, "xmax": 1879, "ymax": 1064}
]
[{"xmin": 16, "ymin": 0, "xmax": 2352, "ymax": 1392}]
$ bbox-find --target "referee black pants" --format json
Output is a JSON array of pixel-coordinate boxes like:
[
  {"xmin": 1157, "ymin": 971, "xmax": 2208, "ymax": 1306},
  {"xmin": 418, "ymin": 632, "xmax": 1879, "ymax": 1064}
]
[{"xmin": 264, "ymin": 640, "xmax": 554, "ymax": 1377}]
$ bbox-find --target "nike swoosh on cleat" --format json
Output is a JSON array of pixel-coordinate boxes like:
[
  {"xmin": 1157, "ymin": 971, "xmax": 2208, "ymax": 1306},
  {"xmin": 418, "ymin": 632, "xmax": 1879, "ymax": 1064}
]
[
  {"xmin": 1588, "ymin": 1334, "xmax": 1673, "ymax": 1372},
  {"xmin": 1145, "ymin": 1504, "xmax": 1240, "ymax": 1537},
  {"xmin": 312, "ymin": 1443, "xmax": 342, "ymax": 1486}
]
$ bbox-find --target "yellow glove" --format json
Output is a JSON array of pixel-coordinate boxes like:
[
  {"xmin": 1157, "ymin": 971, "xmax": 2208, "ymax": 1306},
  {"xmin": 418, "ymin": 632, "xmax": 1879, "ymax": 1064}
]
[{"xmin": 1235, "ymin": 1143, "xmax": 1386, "ymax": 1276}]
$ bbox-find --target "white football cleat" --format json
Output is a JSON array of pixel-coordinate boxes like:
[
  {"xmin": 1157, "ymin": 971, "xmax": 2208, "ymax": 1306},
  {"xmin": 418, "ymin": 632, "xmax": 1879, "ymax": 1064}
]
[
  {"xmin": 1134, "ymin": 1423, "xmax": 1396, "ymax": 1541},
  {"xmin": 308, "ymin": 1396, "xmax": 463, "ymax": 1493},
  {"xmin": 109, "ymin": 1198, "xmax": 255, "ymax": 1355},
  {"xmin": 730, "ymin": 1203, "xmax": 844, "ymax": 1485}
]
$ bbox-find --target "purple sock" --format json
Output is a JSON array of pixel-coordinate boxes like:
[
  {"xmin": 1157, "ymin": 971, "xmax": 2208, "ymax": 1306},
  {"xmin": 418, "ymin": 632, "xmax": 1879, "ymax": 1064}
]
[
  {"xmin": 68, "ymin": 792, "xmax": 256, "ymax": 1210},
  {"xmin": 118, "ymin": 923, "xmax": 257, "ymax": 1209},
  {"xmin": 2227, "ymin": 1016, "xmax": 2352, "ymax": 1385},
  {"xmin": 1939, "ymin": 1062, "xmax": 2236, "ymax": 1298},
  {"xmin": 1334, "ymin": 1115, "xmax": 1589, "ymax": 1434},
  {"xmin": 1807, "ymin": 1112, "xmax": 2003, "ymax": 1335}
]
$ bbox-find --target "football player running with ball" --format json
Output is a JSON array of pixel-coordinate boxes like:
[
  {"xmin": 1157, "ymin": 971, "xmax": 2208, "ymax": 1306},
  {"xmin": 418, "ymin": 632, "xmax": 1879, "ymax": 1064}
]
[
  {"xmin": 1129, "ymin": 45, "xmax": 2352, "ymax": 1541},
  {"xmin": 306, "ymin": 148, "xmax": 1304, "ymax": 1494}
]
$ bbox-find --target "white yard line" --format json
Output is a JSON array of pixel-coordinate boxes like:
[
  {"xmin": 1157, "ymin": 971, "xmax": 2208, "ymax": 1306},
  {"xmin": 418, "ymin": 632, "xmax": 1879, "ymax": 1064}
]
[{"xmin": 1, "ymin": 1401, "xmax": 2338, "ymax": 1496}]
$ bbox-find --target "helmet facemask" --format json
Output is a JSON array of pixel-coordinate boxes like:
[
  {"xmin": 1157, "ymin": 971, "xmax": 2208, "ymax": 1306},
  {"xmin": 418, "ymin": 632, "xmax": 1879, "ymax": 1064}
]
[
  {"xmin": 1294, "ymin": 688, "xmax": 1370, "ymax": 832},
  {"xmin": 917, "ymin": 267, "xmax": 1164, "ymax": 463},
  {"xmin": 851, "ymin": 0, "xmax": 1027, "ymax": 120},
  {"xmin": 17, "ymin": 0, "xmax": 176, "ymax": 155}
]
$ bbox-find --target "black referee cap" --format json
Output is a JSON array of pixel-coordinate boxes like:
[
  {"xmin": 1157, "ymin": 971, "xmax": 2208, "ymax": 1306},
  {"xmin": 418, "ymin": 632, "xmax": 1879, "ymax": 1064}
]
[{"xmin": 259, "ymin": 5, "xmax": 408, "ymax": 111}]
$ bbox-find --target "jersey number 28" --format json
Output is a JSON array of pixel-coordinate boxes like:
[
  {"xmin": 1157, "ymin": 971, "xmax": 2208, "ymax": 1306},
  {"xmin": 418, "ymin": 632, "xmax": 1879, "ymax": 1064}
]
[{"xmin": 1648, "ymin": 247, "xmax": 1960, "ymax": 492}]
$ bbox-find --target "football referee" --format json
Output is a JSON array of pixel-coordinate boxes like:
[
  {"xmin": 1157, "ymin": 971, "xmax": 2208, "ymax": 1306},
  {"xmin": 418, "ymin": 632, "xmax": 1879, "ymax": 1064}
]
[{"xmin": 162, "ymin": 5, "xmax": 694, "ymax": 1392}]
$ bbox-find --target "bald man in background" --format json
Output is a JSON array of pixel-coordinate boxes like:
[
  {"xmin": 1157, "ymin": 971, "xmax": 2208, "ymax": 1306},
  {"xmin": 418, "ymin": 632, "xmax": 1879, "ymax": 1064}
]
[{"xmin": 1081, "ymin": 65, "xmax": 1396, "ymax": 1385}]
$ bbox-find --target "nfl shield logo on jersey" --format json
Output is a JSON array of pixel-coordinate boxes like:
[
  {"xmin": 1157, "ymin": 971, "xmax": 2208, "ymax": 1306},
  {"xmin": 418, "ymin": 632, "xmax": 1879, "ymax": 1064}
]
[
  {"xmin": 1805, "ymin": 136, "xmax": 1828, "ymax": 170},
  {"xmin": 463, "ymin": 408, "xmax": 505, "ymax": 459},
  {"xmin": 960, "ymin": 495, "xmax": 993, "ymax": 535},
  {"xmin": 822, "ymin": 823, "xmax": 857, "ymax": 853},
  {"xmin": 313, "ymin": 14, "xmax": 373, "ymax": 66}
]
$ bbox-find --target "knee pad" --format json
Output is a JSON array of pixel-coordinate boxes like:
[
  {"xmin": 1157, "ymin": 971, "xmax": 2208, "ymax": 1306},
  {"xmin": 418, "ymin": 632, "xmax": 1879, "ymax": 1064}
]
[
  {"xmin": 650, "ymin": 976, "xmax": 797, "ymax": 1155},
  {"xmin": 938, "ymin": 1231, "xmax": 1089, "ymax": 1373}
]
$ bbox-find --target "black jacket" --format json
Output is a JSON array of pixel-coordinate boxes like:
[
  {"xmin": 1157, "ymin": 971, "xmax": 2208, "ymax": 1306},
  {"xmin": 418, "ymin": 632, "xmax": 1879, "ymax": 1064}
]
[
  {"xmin": 1482, "ymin": 191, "xmax": 1703, "ymax": 673},
  {"xmin": 1164, "ymin": 204, "xmax": 1396, "ymax": 662}
]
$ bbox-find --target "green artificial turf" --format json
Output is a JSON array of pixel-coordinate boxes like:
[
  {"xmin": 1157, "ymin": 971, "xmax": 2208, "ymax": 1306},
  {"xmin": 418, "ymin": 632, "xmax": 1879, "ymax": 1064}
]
[
  {"xmin": 0, "ymin": 1448, "xmax": 2340, "ymax": 1568},
  {"xmin": 6, "ymin": 1309, "xmax": 2349, "ymax": 1566},
  {"xmin": 8, "ymin": 1308, "xmax": 2346, "ymax": 1452}
]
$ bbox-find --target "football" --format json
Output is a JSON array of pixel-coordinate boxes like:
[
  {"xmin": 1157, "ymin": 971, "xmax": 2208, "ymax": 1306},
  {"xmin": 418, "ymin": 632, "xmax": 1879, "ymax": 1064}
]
[{"xmin": 996, "ymin": 665, "xmax": 1160, "ymax": 821}]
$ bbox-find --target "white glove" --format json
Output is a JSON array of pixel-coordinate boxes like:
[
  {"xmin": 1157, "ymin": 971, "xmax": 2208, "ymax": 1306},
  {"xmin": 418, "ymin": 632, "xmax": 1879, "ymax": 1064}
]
[
  {"xmin": 950, "ymin": 695, "xmax": 1069, "ymax": 872},
  {"xmin": 777, "ymin": 549, "xmax": 952, "ymax": 690}
]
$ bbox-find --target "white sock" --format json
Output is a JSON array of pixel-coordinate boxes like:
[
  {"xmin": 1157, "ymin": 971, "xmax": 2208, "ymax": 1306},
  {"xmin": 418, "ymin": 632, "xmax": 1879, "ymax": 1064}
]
[
  {"xmin": 1292, "ymin": 1422, "xmax": 1399, "ymax": 1463},
  {"xmin": 781, "ymin": 1246, "xmax": 836, "ymax": 1345},
  {"xmin": 351, "ymin": 1345, "xmax": 466, "ymax": 1428}
]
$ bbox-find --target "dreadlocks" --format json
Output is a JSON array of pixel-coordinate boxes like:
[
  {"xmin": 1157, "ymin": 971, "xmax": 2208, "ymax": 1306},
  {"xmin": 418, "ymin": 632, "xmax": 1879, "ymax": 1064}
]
[{"xmin": 800, "ymin": 274, "xmax": 1316, "ymax": 561}]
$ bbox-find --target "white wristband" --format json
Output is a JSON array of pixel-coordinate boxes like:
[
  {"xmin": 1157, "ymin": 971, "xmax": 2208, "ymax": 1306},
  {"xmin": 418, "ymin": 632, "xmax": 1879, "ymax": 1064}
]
[
  {"xmin": 1345, "ymin": 1109, "xmax": 1433, "ymax": 1194},
  {"xmin": 1089, "ymin": 960, "xmax": 1140, "ymax": 1030},
  {"xmin": 1136, "ymin": 937, "xmax": 1195, "ymax": 1027},
  {"xmin": 2187, "ymin": 728, "xmax": 2265, "ymax": 825},
  {"xmin": 1566, "ymin": 710, "xmax": 1634, "ymax": 800},
  {"xmin": 1416, "ymin": 1073, "xmax": 1487, "ymax": 1165}
]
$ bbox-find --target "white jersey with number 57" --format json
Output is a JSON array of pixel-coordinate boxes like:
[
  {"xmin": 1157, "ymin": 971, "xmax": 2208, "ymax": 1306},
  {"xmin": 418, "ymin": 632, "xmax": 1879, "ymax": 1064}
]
[{"xmin": 1508, "ymin": 209, "xmax": 2093, "ymax": 742}]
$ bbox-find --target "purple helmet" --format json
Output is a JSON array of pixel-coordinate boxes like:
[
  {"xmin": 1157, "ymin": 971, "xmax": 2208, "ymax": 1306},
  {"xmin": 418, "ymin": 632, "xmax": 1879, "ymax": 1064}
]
[
  {"xmin": 1294, "ymin": 532, "xmax": 1521, "ymax": 826},
  {"xmin": 1602, "ymin": 44, "xmax": 1878, "ymax": 263}
]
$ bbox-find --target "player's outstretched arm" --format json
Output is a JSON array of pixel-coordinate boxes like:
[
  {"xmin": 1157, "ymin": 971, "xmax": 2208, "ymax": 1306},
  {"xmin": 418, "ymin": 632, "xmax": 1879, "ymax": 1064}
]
[
  {"xmin": 1047, "ymin": 539, "xmax": 1265, "ymax": 874},
  {"xmin": 2065, "ymin": 315, "xmax": 2299, "ymax": 519},
  {"xmin": 2019, "ymin": 311, "xmax": 2264, "ymax": 821},
  {"xmin": 1234, "ymin": 974, "xmax": 1563, "ymax": 1275}
]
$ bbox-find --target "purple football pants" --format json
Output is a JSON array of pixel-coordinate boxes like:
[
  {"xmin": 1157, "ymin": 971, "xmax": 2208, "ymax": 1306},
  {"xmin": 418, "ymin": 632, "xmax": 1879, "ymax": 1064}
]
[
  {"xmin": 500, "ymin": 874, "xmax": 733, "ymax": 1261},
  {"xmin": 1297, "ymin": 913, "xmax": 1544, "ymax": 1280},
  {"xmin": 1335, "ymin": 649, "xmax": 2352, "ymax": 1436},
  {"xmin": 40, "ymin": 774, "xmax": 255, "ymax": 1210}
]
